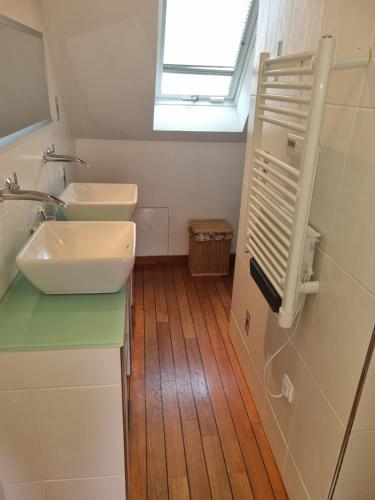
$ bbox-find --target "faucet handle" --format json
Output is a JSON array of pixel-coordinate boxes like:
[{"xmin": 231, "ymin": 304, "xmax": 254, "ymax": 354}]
[
  {"xmin": 43, "ymin": 145, "xmax": 55, "ymax": 162},
  {"xmin": 6, "ymin": 173, "xmax": 20, "ymax": 192},
  {"xmin": 46, "ymin": 144, "xmax": 55, "ymax": 155}
]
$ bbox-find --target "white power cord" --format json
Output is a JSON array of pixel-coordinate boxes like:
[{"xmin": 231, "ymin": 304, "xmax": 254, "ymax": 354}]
[{"xmin": 263, "ymin": 297, "xmax": 306, "ymax": 399}]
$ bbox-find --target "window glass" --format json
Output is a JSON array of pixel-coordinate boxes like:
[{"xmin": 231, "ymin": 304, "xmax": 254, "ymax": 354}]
[{"xmin": 159, "ymin": 0, "xmax": 253, "ymax": 99}]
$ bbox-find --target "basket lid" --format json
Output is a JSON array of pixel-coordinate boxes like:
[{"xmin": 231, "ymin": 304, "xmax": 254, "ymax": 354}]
[{"xmin": 189, "ymin": 219, "xmax": 233, "ymax": 235}]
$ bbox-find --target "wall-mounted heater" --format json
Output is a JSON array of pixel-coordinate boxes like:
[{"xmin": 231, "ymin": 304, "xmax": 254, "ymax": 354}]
[{"xmin": 246, "ymin": 36, "xmax": 370, "ymax": 328}]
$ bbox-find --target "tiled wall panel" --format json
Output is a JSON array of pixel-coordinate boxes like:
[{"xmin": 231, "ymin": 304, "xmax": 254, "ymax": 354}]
[{"xmin": 230, "ymin": 0, "xmax": 375, "ymax": 498}]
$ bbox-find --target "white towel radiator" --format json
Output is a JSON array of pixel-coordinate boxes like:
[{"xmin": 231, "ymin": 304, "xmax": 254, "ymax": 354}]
[{"xmin": 246, "ymin": 36, "xmax": 369, "ymax": 328}]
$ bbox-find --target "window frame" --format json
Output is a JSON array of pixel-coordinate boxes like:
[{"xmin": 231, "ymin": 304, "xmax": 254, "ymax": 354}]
[{"xmin": 155, "ymin": 0, "xmax": 258, "ymax": 105}]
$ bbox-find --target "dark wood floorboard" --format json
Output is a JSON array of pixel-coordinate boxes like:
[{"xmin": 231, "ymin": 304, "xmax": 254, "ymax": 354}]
[{"xmin": 129, "ymin": 263, "xmax": 288, "ymax": 500}]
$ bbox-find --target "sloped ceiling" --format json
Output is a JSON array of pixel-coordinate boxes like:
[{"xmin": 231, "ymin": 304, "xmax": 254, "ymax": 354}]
[{"xmin": 40, "ymin": 0, "xmax": 245, "ymax": 142}]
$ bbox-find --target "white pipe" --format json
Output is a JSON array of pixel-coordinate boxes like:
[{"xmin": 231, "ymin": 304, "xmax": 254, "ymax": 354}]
[
  {"xmin": 250, "ymin": 200, "xmax": 292, "ymax": 236},
  {"xmin": 249, "ymin": 234, "xmax": 287, "ymax": 276},
  {"xmin": 249, "ymin": 207, "xmax": 291, "ymax": 248},
  {"xmin": 265, "ymin": 46, "xmax": 369, "ymax": 70},
  {"xmin": 278, "ymin": 36, "xmax": 335, "ymax": 329},
  {"xmin": 298, "ymin": 281, "xmax": 320, "ymax": 294},
  {"xmin": 243, "ymin": 52, "xmax": 268, "ymax": 255},
  {"xmin": 264, "ymin": 50, "xmax": 315, "ymax": 65},
  {"xmin": 252, "ymin": 178, "xmax": 295, "ymax": 214},
  {"xmin": 264, "ymin": 67, "xmax": 313, "ymax": 76},
  {"xmin": 261, "ymin": 81, "xmax": 312, "ymax": 90},
  {"xmin": 253, "ymin": 168, "xmax": 297, "ymax": 201},
  {"xmin": 253, "ymin": 187, "xmax": 294, "ymax": 225},
  {"xmin": 258, "ymin": 114, "xmax": 306, "ymax": 133},
  {"xmin": 330, "ymin": 47, "xmax": 370, "ymax": 70},
  {"xmin": 255, "ymin": 149, "xmax": 300, "ymax": 177},
  {"xmin": 248, "ymin": 220, "xmax": 289, "ymax": 261},
  {"xmin": 247, "ymin": 242, "xmax": 284, "ymax": 295},
  {"xmin": 259, "ymin": 104, "xmax": 308, "ymax": 119},
  {"xmin": 253, "ymin": 159, "xmax": 299, "ymax": 189},
  {"xmin": 260, "ymin": 93, "xmax": 310, "ymax": 105}
]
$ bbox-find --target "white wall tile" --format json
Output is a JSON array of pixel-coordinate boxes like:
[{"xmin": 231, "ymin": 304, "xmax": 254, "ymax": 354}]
[
  {"xmin": 243, "ymin": 96, "xmax": 256, "ymax": 180},
  {"xmin": 261, "ymin": 121, "xmax": 290, "ymax": 164},
  {"xmin": 0, "ymin": 390, "xmax": 44, "ymax": 483},
  {"xmin": 359, "ymin": 23, "xmax": 375, "ymax": 108},
  {"xmin": 0, "ymin": 1, "xmax": 75, "ymax": 301},
  {"xmin": 288, "ymin": 0, "xmax": 326, "ymax": 53},
  {"xmin": 231, "ymin": 254, "xmax": 252, "ymax": 340},
  {"xmin": 288, "ymin": 369, "xmax": 345, "ymax": 500},
  {"xmin": 255, "ymin": 0, "xmax": 270, "ymax": 56},
  {"xmin": 45, "ymin": 476, "xmax": 126, "ymax": 500},
  {"xmin": 230, "ymin": 310, "xmax": 288, "ymax": 474},
  {"xmin": 333, "ymin": 431, "xmax": 375, "ymax": 500},
  {"xmin": 324, "ymin": 0, "xmax": 375, "ymax": 107},
  {"xmin": 310, "ymin": 105, "xmax": 357, "ymax": 252},
  {"xmin": 246, "ymin": 290, "xmax": 279, "ymax": 382},
  {"xmin": 305, "ymin": 257, "xmax": 375, "ymax": 425},
  {"xmin": 282, "ymin": 452, "xmax": 310, "ymax": 500},
  {"xmin": 0, "ymin": 353, "xmax": 28, "ymax": 391},
  {"xmin": 287, "ymin": 248, "xmax": 326, "ymax": 361},
  {"xmin": 260, "ymin": 399, "xmax": 288, "ymax": 474},
  {"xmin": 265, "ymin": 0, "xmax": 294, "ymax": 56},
  {"xmin": 229, "ymin": 312, "xmax": 266, "ymax": 420},
  {"xmin": 232, "ymin": 1, "xmax": 375, "ymax": 499},
  {"xmin": 264, "ymin": 322, "xmax": 305, "ymax": 444},
  {"xmin": 1, "ymin": 204, "xmax": 27, "ymax": 285},
  {"xmin": 234, "ymin": 181, "xmax": 250, "ymax": 267},
  {"xmin": 0, "ymin": 220, "xmax": 9, "ymax": 298},
  {"xmin": 325, "ymin": 0, "xmax": 375, "ymax": 48},
  {"xmin": 32, "ymin": 386, "xmax": 124, "ymax": 480},
  {"xmin": 5, "ymin": 482, "xmax": 46, "ymax": 500},
  {"xmin": 26, "ymin": 348, "xmax": 122, "ymax": 388},
  {"xmin": 328, "ymin": 108, "xmax": 375, "ymax": 294},
  {"xmin": 231, "ymin": 256, "xmax": 270, "ymax": 380},
  {"xmin": 353, "ymin": 351, "xmax": 375, "ymax": 432}
]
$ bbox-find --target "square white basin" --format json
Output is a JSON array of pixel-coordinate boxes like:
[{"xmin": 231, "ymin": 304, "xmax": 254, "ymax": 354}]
[
  {"xmin": 60, "ymin": 183, "xmax": 138, "ymax": 221},
  {"xmin": 16, "ymin": 221, "xmax": 136, "ymax": 294}
]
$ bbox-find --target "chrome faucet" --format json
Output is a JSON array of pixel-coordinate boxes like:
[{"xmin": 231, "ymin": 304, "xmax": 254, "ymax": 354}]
[
  {"xmin": 0, "ymin": 173, "xmax": 68, "ymax": 208},
  {"xmin": 43, "ymin": 144, "xmax": 90, "ymax": 168}
]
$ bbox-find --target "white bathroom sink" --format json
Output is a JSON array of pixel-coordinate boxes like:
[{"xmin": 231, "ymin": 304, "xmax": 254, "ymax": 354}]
[
  {"xmin": 16, "ymin": 221, "xmax": 136, "ymax": 294},
  {"xmin": 60, "ymin": 183, "xmax": 138, "ymax": 221}
]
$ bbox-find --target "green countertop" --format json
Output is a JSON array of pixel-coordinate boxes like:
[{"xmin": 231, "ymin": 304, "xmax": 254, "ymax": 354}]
[{"xmin": 0, "ymin": 275, "xmax": 127, "ymax": 351}]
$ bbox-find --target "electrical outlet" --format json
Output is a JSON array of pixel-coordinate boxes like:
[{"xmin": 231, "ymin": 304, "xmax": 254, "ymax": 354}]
[
  {"xmin": 245, "ymin": 310, "xmax": 250, "ymax": 335},
  {"xmin": 281, "ymin": 374, "xmax": 295, "ymax": 403}
]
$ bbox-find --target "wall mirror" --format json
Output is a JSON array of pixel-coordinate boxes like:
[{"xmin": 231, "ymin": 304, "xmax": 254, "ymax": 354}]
[{"xmin": 0, "ymin": 15, "xmax": 51, "ymax": 147}]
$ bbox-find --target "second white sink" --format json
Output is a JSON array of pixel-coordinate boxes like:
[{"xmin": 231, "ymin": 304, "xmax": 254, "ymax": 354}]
[
  {"xmin": 16, "ymin": 221, "xmax": 136, "ymax": 294},
  {"xmin": 60, "ymin": 183, "xmax": 138, "ymax": 221}
]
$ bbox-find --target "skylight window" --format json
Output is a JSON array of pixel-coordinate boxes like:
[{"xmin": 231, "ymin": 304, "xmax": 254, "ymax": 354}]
[{"xmin": 156, "ymin": 0, "xmax": 255, "ymax": 103}]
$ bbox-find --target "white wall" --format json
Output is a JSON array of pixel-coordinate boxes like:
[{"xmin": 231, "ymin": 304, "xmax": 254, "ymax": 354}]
[
  {"xmin": 230, "ymin": 1, "xmax": 375, "ymax": 499},
  {"xmin": 75, "ymin": 139, "xmax": 245, "ymax": 255},
  {"xmin": 39, "ymin": 0, "xmax": 245, "ymax": 143},
  {"xmin": 0, "ymin": 0, "xmax": 75, "ymax": 301},
  {"xmin": 39, "ymin": 0, "xmax": 247, "ymax": 257}
]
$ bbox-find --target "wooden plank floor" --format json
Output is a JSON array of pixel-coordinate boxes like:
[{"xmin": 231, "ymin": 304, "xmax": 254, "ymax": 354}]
[{"xmin": 129, "ymin": 263, "xmax": 288, "ymax": 500}]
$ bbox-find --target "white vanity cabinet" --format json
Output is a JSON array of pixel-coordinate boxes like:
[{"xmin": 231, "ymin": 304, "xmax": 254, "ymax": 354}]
[
  {"xmin": 0, "ymin": 347, "xmax": 127, "ymax": 500},
  {"xmin": 0, "ymin": 276, "xmax": 132, "ymax": 500}
]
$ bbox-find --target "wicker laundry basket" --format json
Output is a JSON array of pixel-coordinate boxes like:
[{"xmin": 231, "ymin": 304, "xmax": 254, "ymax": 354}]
[{"xmin": 188, "ymin": 219, "xmax": 233, "ymax": 276}]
